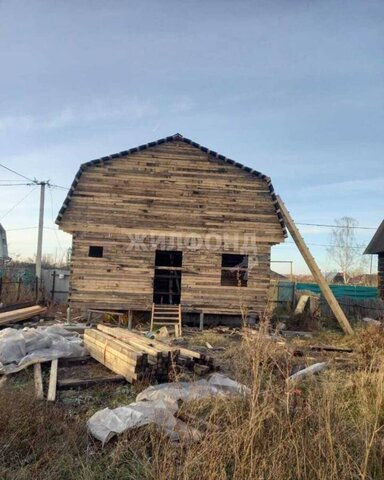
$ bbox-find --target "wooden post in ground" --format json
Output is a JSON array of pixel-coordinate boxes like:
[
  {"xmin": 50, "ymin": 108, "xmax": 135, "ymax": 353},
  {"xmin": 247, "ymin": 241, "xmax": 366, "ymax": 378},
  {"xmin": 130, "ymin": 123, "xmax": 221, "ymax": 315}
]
[
  {"xmin": 47, "ymin": 359, "xmax": 58, "ymax": 402},
  {"xmin": 199, "ymin": 312, "xmax": 204, "ymax": 331},
  {"xmin": 34, "ymin": 363, "xmax": 44, "ymax": 400},
  {"xmin": 128, "ymin": 310, "xmax": 133, "ymax": 330},
  {"xmin": 276, "ymin": 195, "xmax": 354, "ymax": 335}
]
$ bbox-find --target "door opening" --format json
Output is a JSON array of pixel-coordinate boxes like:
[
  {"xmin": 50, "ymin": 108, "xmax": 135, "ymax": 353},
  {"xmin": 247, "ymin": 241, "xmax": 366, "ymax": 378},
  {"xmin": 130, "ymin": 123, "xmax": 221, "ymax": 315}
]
[{"xmin": 153, "ymin": 250, "xmax": 182, "ymax": 305}]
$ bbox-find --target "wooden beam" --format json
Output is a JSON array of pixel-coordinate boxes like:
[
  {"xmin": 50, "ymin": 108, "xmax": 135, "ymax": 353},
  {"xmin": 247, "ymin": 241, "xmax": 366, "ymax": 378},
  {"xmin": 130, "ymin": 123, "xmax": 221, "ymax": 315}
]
[
  {"xmin": 277, "ymin": 195, "xmax": 354, "ymax": 335},
  {"xmin": 47, "ymin": 359, "xmax": 58, "ymax": 402},
  {"xmin": 33, "ymin": 363, "xmax": 44, "ymax": 400},
  {"xmin": 0, "ymin": 305, "xmax": 47, "ymax": 326},
  {"xmin": 57, "ymin": 375, "xmax": 125, "ymax": 390}
]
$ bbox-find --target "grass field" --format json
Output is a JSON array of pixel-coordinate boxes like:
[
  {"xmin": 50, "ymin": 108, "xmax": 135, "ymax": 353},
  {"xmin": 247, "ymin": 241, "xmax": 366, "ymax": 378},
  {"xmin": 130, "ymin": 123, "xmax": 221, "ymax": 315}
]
[{"xmin": 1, "ymin": 325, "xmax": 384, "ymax": 480}]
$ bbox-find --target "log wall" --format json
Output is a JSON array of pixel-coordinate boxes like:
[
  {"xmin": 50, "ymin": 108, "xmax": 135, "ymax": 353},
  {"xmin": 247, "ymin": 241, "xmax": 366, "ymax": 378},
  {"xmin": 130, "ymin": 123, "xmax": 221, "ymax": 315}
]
[{"xmin": 59, "ymin": 140, "xmax": 285, "ymax": 315}]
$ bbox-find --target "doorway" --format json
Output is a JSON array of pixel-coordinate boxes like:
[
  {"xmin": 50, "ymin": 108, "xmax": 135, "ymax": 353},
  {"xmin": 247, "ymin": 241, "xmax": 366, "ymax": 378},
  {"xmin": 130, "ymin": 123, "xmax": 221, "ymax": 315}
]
[{"xmin": 153, "ymin": 250, "xmax": 182, "ymax": 305}]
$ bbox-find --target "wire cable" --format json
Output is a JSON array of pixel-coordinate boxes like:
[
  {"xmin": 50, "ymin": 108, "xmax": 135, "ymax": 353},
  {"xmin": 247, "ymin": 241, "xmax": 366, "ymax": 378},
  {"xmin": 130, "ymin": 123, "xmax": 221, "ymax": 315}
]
[
  {"xmin": 0, "ymin": 186, "xmax": 38, "ymax": 221},
  {"xmin": 0, "ymin": 183, "xmax": 34, "ymax": 187},
  {"xmin": 296, "ymin": 222, "xmax": 376, "ymax": 230},
  {"xmin": 50, "ymin": 183, "xmax": 69, "ymax": 190},
  {"xmin": 0, "ymin": 163, "xmax": 35, "ymax": 183}
]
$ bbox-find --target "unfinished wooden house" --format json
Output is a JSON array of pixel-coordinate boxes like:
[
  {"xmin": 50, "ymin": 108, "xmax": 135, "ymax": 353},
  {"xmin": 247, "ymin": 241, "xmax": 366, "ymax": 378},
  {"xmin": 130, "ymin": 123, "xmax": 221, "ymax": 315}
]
[{"xmin": 56, "ymin": 134, "xmax": 286, "ymax": 325}]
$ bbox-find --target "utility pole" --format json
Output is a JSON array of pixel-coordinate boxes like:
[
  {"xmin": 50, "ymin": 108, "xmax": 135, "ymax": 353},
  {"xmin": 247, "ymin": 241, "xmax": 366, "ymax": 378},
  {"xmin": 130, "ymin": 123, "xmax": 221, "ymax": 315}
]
[{"xmin": 35, "ymin": 181, "xmax": 46, "ymax": 282}]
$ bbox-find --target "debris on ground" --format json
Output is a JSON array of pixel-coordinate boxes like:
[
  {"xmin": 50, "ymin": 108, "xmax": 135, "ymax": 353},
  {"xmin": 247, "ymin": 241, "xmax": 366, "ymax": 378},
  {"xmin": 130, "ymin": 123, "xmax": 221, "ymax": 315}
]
[
  {"xmin": 88, "ymin": 373, "xmax": 249, "ymax": 444},
  {"xmin": 362, "ymin": 317, "xmax": 382, "ymax": 327},
  {"xmin": 286, "ymin": 362, "xmax": 328, "ymax": 385}
]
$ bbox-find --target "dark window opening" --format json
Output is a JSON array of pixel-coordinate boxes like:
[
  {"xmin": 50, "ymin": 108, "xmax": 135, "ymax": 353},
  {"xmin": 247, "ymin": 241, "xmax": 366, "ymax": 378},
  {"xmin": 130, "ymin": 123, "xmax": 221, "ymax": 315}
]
[
  {"xmin": 153, "ymin": 250, "xmax": 182, "ymax": 304},
  {"xmin": 221, "ymin": 254, "xmax": 248, "ymax": 287},
  {"xmin": 88, "ymin": 246, "xmax": 103, "ymax": 258},
  {"xmin": 155, "ymin": 250, "xmax": 182, "ymax": 268}
]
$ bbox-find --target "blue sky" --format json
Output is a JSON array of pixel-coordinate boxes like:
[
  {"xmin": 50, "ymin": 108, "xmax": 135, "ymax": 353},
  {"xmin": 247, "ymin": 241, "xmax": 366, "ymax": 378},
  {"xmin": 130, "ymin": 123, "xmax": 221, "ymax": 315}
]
[{"xmin": 0, "ymin": 0, "xmax": 383, "ymax": 274}]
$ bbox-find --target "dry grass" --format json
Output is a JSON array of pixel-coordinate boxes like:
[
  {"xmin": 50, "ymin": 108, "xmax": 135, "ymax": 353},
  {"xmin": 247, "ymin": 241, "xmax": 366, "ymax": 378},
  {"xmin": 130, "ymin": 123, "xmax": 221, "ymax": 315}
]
[{"xmin": 1, "ymin": 327, "xmax": 384, "ymax": 479}]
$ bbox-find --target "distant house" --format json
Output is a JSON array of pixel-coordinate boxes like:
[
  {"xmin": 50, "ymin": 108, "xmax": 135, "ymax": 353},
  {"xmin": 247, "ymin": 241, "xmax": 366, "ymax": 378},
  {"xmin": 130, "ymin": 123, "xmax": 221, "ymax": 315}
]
[
  {"xmin": 332, "ymin": 272, "xmax": 346, "ymax": 284},
  {"xmin": 0, "ymin": 224, "xmax": 8, "ymax": 262},
  {"xmin": 270, "ymin": 270, "xmax": 288, "ymax": 280},
  {"xmin": 56, "ymin": 133, "xmax": 287, "ymax": 320},
  {"xmin": 364, "ymin": 220, "xmax": 384, "ymax": 299}
]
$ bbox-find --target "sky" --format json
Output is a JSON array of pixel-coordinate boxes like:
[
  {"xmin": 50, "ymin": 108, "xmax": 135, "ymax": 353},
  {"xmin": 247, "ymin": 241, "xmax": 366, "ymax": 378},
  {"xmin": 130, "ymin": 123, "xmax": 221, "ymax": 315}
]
[{"xmin": 0, "ymin": 0, "xmax": 383, "ymax": 275}]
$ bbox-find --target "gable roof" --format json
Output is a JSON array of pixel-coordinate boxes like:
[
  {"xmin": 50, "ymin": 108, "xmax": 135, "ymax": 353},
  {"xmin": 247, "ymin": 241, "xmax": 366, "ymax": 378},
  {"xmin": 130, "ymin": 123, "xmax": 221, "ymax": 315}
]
[
  {"xmin": 364, "ymin": 220, "xmax": 384, "ymax": 254},
  {"xmin": 56, "ymin": 133, "xmax": 287, "ymax": 237}
]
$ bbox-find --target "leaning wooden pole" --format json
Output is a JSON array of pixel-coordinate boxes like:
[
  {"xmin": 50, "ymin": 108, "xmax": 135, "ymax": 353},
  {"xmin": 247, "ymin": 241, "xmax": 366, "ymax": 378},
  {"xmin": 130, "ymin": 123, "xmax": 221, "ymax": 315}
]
[{"xmin": 276, "ymin": 195, "xmax": 354, "ymax": 335}]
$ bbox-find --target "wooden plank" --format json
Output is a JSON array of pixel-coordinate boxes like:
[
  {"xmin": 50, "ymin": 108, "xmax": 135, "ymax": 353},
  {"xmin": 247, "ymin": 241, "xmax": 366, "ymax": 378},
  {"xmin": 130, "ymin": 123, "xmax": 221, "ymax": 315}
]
[
  {"xmin": 0, "ymin": 305, "xmax": 47, "ymax": 326},
  {"xmin": 309, "ymin": 345, "xmax": 353, "ymax": 353},
  {"xmin": 294, "ymin": 295, "xmax": 310, "ymax": 315},
  {"xmin": 34, "ymin": 363, "xmax": 44, "ymax": 400},
  {"xmin": 277, "ymin": 195, "xmax": 354, "ymax": 335},
  {"xmin": 57, "ymin": 375, "xmax": 125, "ymax": 390},
  {"xmin": 47, "ymin": 359, "xmax": 58, "ymax": 402}
]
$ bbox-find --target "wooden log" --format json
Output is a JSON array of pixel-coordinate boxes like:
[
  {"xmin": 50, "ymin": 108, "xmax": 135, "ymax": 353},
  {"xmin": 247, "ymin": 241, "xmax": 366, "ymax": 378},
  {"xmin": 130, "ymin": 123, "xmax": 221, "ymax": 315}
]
[{"xmin": 0, "ymin": 305, "xmax": 47, "ymax": 326}]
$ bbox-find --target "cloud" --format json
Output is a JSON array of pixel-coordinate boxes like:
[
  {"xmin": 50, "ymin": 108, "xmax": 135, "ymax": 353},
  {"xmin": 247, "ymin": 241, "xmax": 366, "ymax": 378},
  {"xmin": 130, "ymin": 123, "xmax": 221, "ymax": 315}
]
[
  {"xmin": 297, "ymin": 177, "xmax": 384, "ymax": 198},
  {"xmin": 0, "ymin": 97, "xmax": 159, "ymax": 133}
]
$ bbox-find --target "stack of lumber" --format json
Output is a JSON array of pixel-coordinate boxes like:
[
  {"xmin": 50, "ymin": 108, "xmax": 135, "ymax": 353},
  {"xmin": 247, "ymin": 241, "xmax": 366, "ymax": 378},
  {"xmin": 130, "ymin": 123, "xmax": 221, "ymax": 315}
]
[
  {"xmin": 84, "ymin": 325, "xmax": 214, "ymax": 383},
  {"xmin": 0, "ymin": 305, "xmax": 47, "ymax": 326}
]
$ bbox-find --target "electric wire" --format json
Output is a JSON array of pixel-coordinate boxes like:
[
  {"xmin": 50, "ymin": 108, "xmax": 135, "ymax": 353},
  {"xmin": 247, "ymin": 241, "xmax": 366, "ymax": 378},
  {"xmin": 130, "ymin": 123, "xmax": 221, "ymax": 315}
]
[
  {"xmin": 0, "ymin": 186, "xmax": 38, "ymax": 221},
  {"xmin": 0, "ymin": 163, "xmax": 35, "ymax": 183}
]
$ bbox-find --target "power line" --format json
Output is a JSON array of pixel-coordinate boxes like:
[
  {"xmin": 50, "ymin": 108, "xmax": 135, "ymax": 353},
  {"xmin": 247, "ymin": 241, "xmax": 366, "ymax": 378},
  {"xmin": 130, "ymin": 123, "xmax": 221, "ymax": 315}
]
[
  {"xmin": 0, "ymin": 183, "xmax": 34, "ymax": 187},
  {"xmin": 50, "ymin": 183, "xmax": 69, "ymax": 190},
  {"xmin": 280, "ymin": 241, "xmax": 365, "ymax": 250},
  {"xmin": 7, "ymin": 226, "xmax": 37, "ymax": 231},
  {"xmin": 0, "ymin": 163, "xmax": 35, "ymax": 183},
  {"xmin": 296, "ymin": 222, "xmax": 376, "ymax": 230},
  {"xmin": 0, "ymin": 186, "xmax": 38, "ymax": 221},
  {"xmin": 0, "ymin": 179, "xmax": 29, "ymax": 182}
]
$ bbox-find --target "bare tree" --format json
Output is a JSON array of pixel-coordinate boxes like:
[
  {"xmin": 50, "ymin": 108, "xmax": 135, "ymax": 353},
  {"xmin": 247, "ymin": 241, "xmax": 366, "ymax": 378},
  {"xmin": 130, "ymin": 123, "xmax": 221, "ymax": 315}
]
[{"xmin": 327, "ymin": 216, "xmax": 364, "ymax": 284}]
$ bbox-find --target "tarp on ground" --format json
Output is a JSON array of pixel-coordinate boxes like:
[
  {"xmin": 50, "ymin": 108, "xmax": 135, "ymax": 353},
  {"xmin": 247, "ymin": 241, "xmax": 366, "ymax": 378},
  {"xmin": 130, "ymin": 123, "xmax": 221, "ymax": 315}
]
[
  {"xmin": 0, "ymin": 325, "xmax": 87, "ymax": 374},
  {"xmin": 87, "ymin": 374, "xmax": 250, "ymax": 444}
]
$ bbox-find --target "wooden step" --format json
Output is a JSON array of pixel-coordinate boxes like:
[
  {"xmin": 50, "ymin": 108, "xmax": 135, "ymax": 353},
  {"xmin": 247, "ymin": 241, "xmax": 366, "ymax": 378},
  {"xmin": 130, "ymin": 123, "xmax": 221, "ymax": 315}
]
[{"xmin": 151, "ymin": 303, "xmax": 182, "ymax": 337}]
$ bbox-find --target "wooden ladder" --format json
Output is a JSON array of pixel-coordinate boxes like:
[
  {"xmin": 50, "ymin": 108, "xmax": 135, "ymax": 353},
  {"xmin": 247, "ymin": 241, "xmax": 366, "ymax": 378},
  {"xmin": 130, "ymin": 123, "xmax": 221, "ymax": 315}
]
[{"xmin": 150, "ymin": 303, "xmax": 182, "ymax": 337}]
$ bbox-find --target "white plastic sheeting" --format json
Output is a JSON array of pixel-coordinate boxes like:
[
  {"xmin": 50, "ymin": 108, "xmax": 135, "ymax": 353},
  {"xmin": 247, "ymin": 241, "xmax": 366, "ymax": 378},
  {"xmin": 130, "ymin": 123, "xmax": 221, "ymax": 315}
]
[
  {"xmin": 87, "ymin": 374, "xmax": 249, "ymax": 444},
  {"xmin": 136, "ymin": 373, "xmax": 250, "ymax": 402},
  {"xmin": 0, "ymin": 325, "xmax": 87, "ymax": 374},
  {"xmin": 88, "ymin": 398, "xmax": 201, "ymax": 444}
]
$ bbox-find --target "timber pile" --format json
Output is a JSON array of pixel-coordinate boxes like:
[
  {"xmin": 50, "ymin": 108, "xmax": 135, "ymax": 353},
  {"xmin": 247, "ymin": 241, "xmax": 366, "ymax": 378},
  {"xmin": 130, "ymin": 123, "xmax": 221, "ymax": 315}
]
[
  {"xmin": 84, "ymin": 325, "xmax": 214, "ymax": 383},
  {"xmin": 0, "ymin": 305, "xmax": 47, "ymax": 326}
]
